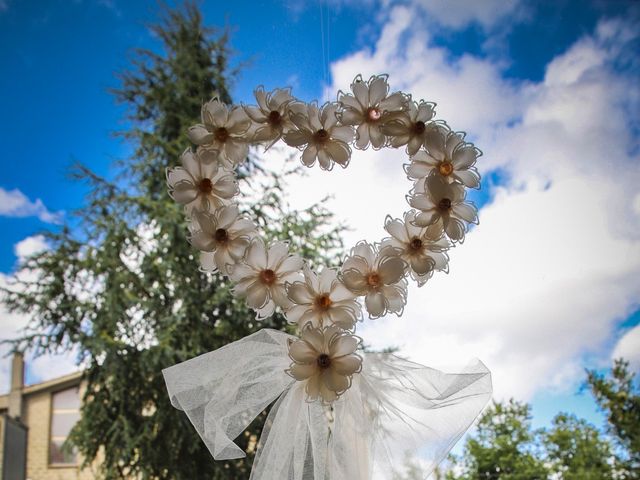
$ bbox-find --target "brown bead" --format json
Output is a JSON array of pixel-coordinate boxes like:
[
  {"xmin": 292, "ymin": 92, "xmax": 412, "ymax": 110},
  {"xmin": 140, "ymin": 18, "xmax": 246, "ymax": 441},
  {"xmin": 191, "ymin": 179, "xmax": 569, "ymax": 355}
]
[
  {"xmin": 412, "ymin": 121, "xmax": 426, "ymax": 135},
  {"xmin": 367, "ymin": 107, "xmax": 381, "ymax": 122},
  {"xmin": 438, "ymin": 198, "xmax": 452, "ymax": 211},
  {"xmin": 214, "ymin": 228, "xmax": 228, "ymax": 244},
  {"xmin": 438, "ymin": 162, "xmax": 454, "ymax": 176},
  {"xmin": 409, "ymin": 237, "xmax": 423, "ymax": 251},
  {"xmin": 259, "ymin": 269, "xmax": 277, "ymax": 285},
  {"xmin": 199, "ymin": 178, "xmax": 214, "ymax": 194},
  {"xmin": 313, "ymin": 129, "xmax": 330, "ymax": 144},
  {"xmin": 317, "ymin": 354, "xmax": 331, "ymax": 369},
  {"xmin": 315, "ymin": 294, "xmax": 333, "ymax": 311},
  {"xmin": 268, "ymin": 110, "xmax": 282, "ymax": 126},
  {"xmin": 214, "ymin": 127, "xmax": 229, "ymax": 143},
  {"xmin": 366, "ymin": 272, "xmax": 381, "ymax": 288}
]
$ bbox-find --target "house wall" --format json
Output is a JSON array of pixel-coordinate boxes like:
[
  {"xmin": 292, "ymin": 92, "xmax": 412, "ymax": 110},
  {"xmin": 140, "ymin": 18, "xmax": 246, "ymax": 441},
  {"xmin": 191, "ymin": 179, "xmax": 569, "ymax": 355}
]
[
  {"xmin": 22, "ymin": 390, "xmax": 94, "ymax": 480},
  {"xmin": 0, "ymin": 414, "xmax": 4, "ymax": 479}
]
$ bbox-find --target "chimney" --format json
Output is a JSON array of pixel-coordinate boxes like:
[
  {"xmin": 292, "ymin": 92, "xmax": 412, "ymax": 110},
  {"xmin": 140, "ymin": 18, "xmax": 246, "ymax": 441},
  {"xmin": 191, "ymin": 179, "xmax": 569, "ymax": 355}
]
[{"xmin": 8, "ymin": 352, "xmax": 24, "ymax": 419}]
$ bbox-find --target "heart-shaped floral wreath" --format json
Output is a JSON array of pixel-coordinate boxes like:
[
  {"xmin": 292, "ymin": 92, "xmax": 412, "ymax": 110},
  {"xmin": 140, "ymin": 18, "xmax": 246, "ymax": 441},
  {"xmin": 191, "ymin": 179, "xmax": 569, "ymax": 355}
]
[{"xmin": 166, "ymin": 74, "xmax": 481, "ymax": 405}]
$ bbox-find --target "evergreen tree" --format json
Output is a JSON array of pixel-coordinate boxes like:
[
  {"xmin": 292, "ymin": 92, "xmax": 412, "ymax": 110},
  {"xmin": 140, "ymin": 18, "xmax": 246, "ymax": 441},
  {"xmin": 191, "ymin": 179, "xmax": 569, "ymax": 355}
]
[
  {"xmin": 543, "ymin": 413, "xmax": 614, "ymax": 479},
  {"xmin": 446, "ymin": 400, "xmax": 549, "ymax": 480},
  {"xmin": 587, "ymin": 359, "xmax": 640, "ymax": 478},
  {"xmin": 1, "ymin": 3, "xmax": 342, "ymax": 479}
]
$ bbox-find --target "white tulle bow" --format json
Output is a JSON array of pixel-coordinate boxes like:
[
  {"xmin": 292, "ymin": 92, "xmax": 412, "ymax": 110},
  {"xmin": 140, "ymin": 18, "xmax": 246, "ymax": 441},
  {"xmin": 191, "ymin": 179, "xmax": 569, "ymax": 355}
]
[{"xmin": 162, "ymin": 329, "xmax": 492, "ymax": 479}]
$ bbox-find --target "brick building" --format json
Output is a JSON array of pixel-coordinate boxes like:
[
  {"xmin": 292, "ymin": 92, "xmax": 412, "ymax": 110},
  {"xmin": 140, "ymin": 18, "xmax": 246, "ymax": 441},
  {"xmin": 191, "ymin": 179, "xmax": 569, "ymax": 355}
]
[{"xmin": 0, "ymin": 353, "xmax": 95, "ymax": 480}]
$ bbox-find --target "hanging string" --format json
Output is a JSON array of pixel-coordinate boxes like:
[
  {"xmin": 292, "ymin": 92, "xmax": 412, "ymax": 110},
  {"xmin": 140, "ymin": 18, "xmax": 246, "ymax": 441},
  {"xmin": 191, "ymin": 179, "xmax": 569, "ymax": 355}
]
[{"xmin": 319, "ymin": 0, "xmax": 328, "ymax": 87}]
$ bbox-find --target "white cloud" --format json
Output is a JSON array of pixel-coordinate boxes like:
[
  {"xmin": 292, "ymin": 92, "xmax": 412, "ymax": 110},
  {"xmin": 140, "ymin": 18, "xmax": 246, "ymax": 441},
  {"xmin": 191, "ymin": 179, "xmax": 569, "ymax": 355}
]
[
  {"xmin": 0, "ymin": 235, "xmax": 79, "ymax": 394},
  {"xmin": 14, "ymin": 235, "xmax": 48, "ymax": 260},
  {"xmin": 280, "ymin": 6, "xmax": 640, "ymax": 401},
  {"xmin": 612, "ymin": 325, "xmax": 640, "ymax": 371},
  {"xmin": 0, "ymin": 187, "xmax": 63, "ymax": 224},
  {"xmin": 412, "ymin": 0, "xmax": 526, "ymax": 30}
]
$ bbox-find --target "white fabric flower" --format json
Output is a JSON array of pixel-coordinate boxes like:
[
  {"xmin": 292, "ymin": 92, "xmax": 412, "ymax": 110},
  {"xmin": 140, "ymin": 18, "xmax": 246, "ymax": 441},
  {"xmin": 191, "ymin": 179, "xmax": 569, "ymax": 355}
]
[
  {"xmin": 405, "ymin": 126, "xmax": 481, "ymax": 189},
  {"xmin": 285, "ymin": 265, "xmax": 361, "ymax": 330},
  {"xmin": 187, "ymin": 98, "xmax": 251, "ymax": 167},
  {"xmin": 287, "ymin": 324, "xmax": 362, "ymax": 404},
  {"xmin": 190, "ymin": 205, "xmax": 257, "ymax": 274},
  {"xmin": 166, "ymin": 149, "xmax": 238, "ymax": 214},
  {"xmin": 337, "ymin": 74, "xmax": 407, "ymax": 150},
  {"xmin": 229, "ymin": 238, "xmax": 303, "ymax": 320},
  {"xmin": 243, "ymin": 86, "xmax": 295, "ymax": 149},
  {"xmin": 340, "ymin": 241, "xmax": 408, "ymax": 319},
  {"xmin": 282, "ymin": 102, "xmax": 354, "ymax": 170},
  {"xmin": 380, "ymin": 99, "xmax": 436, "ymax": 155},
  {"xmin": 408, "ymin": 175, "xmax": 478, "ymax": 242},
  {"xmin": 381, "ymin": 211, "xmax": 450, "ymax": 287}
]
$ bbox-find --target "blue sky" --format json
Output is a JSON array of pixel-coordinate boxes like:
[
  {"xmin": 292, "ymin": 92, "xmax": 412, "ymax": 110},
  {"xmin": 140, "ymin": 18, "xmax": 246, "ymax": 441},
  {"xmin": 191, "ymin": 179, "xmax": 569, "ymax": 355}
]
[{"xmin": 1, "ymin": 0, "xmax": 639, "ymax": 437}]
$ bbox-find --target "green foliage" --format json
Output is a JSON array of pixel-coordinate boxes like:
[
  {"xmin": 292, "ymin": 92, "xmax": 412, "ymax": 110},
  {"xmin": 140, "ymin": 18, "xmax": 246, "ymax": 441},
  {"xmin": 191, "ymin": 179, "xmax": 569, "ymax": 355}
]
[
  {"xmin": 446, "ymin": 400, "xmax": 548, "ymax": 480},
  {"xmin": 447, "ymin": 361, "xmax": 640, "ymax": 480},
  {"xmin": 586, "ymin": 358, "xmax": 640, "ymax": 478},
  {"xmin": 543, "ymin": 413, "xmax": 614, "ymax": 480},
  {"xmin": 1, "ymin": 3, "xmax": 343, "ymax": 479}
]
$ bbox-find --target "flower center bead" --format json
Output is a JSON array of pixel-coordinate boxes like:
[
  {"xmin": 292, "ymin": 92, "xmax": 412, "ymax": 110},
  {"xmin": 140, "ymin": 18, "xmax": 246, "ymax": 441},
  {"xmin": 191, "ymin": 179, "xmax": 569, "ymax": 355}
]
[
  {"xmin": 366, "ymin": 272, "xmax": 382, "ymax": 288},
  {"xmin": 313, "ymin": 129, "xmax": 330, "ymax": 144},
  {"xmin": 438, "ymin": 198, "xmax": 452, "ymax": 212},
  {"xmin": 214, "ymin": 127, "xmax": 229, "ymax": 143},
  {"xmin": 199, "ymin": 178, "xmax": 214, "ymax": 194},
  {"xmin": 409, "ymin": 237, "xmax": 423, "ymax": 251},
  {"xmin": 367, "ymin": 107, "xmax": 382, "ymax": 122},
  {"xmin": 214, "ymin": 228, "xmax": 228, "ymax": 244},
  {"xmin": 438, "ymin": 162, "xmax": 454, "ymax": 176},
  {"xmin": 315, "ymin": 294, "xmax": 333, "ymax": 311},
  {"xmin": 317, "ymin": 354, "xmax": 331, "ymax": 369},
  {"xmin": 259, "ymin": 269, "xmax": 277, "ymax": 285},
  {"xmin": 412, "ymin": 121, "xmax": 426, "ymax": 135},
  {"xmin": 268, "ymin": 110, "xmax": 282, "ymax": 126}
]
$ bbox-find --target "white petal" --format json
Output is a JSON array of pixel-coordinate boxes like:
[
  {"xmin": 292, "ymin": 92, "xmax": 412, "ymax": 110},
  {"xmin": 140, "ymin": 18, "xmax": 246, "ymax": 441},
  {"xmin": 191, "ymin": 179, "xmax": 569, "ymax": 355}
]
[
  {"xmin": 289, "ymin": 362, "xmax": 317, "ymax": 380},
  {"xmin": 246, "ymin": 282, "xmax": 269, "ymax": 309},
  {"xmin": 329, "ymin": 334, "xmax": 358, "ymax": 357},
  {"xmin": 444, "ymin": 218, "xmax": 466, "ymax": 241},
  {"xmin": 317, "ymin": 148, "xmax": 332, "ymax": 170},
  {"xmin": 332, "ymin": 355, "xmax": 362, "ymax": 375},
  {"xmin": 424, "ymin": 127, "xmax": 446, "ymax": 160},
  {"xmin": 352, "ymin": 80, "xmax": 369, "ymax": 108},
  {"xmin": 385, "ymin": 217, "xmax": 409, "ymax": 243},
  {"xmin": 453, "ymin": 202, "xmax": 478, "ymax": 224},
  {"xmin": 223, "ymin": 139, "xmax": 248, "ymax": 165},
  {"xmin": 377, "ymin": 255, "xmax": 406, "ymax": 284},
  {"xmin": 279, "ymin": 254, "xmax": 303, "ymax": 274},
  {"xmin": 378, "ymin": 92, "xmax": 406, "ymax": 111},
  {"xmin": 267, "ymin": 242, "xmax": 289, "ymax": 270},
  {"xmin": 369, "ymin": 125, "xmax": 385, "ymax": 149},
  {"xmin": 324, "ymin": 141, "xmax": 350, "ymax": 167},
  {"xmin": 331, "ymin": 125, "xmax": 355, "ymax": 143},
  {"xmin": 171, "ymin": 184, "xmax": 199, "ymax": 205},
  {"xmin": 341, "ymin": 269, "xmax": 367, "ymax": 294},
  {"xmin": 187, "ymin": 125, "xmax": 214, "ymax": 145},
  {"xmin": 246, "ymin": 239, "xmax": 268, "ymax": 269},
  {"xmin": 355, "ymin": 122, "xmax": 370, "ymax": 149},
  {"xmin": 410, "ymin": 255, "xmax": 434, "ymax": 275},
  {"xmin": 191, "ymin": 231, "xmax": 216, "ymax": 252},
  {"xmin": 301, "ymin": 145, "xmax": 317, "ymax": 167},
  {"xmin": 368, "ymin": 76, "xmax": 389, "ymax": 105},
  {"xmin": 454, "ymin": 168, "xmax": 481, "ymax": 189},
  {"xmin": 283, "ymin": 130, "xmax": 311, "ymax": 147},
  {"xmin": 287, "ymin": 282, "xmax": 314, "ymax": 305},
  {"xmin": 322, "ymin": 369, "xmax": 349, "ymax": 393},
  {"xmin": 365, "ymin": 291, "xmax": 386, "ymax": 318},
  {"xmin": 328, "ymin": 307, "xmax": 358, "ymax": 329},
  {"xmin": 452, "ymin": 145, "xmax": 478, "ymax": 169}
]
